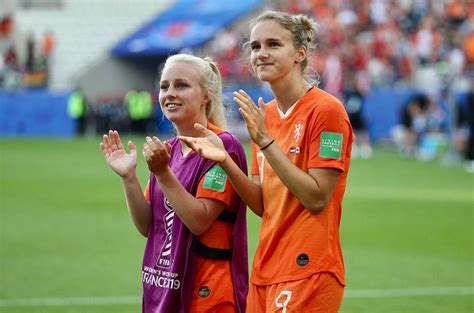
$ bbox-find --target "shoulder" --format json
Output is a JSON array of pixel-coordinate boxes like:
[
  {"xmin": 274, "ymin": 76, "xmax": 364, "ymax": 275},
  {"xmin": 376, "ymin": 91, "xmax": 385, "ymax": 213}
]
[
  {"xmin": 311, "ymin": 88, "xmax": 344, "ymax": 107},
  {"xmin": 166, "ymin": 137, "xmax": 179, "ymax": 146},
  {"xmin": 218, "ymin": 131, "xmax": 243, "ymax": 151},
  {"xmin": 305, "ymin": 88, "xmax": 347, "ymax": 117},
  {"xmin": 164, "ymin": 137, "xmax": 180, "ymax": 153},
  {"xmin": 218, "ymin": 131, "xmax": 247, "ymax": 170}
]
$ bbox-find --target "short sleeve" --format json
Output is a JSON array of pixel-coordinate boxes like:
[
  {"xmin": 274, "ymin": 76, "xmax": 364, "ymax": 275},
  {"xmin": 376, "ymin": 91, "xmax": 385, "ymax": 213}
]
[
  {"xmin": 250, "ymin": 141, "xmax": 260, "ymax": 176},
  {"xmin": 144, "ymin": 180, "xmax": 150, "ymax": 201},
  {"xmin": 307, "ymin": 101, "xmax": 352, "ymax": 171},
  {"xmin": 196, "ymin": 162, "xmax": 236, "ymax": 209}
]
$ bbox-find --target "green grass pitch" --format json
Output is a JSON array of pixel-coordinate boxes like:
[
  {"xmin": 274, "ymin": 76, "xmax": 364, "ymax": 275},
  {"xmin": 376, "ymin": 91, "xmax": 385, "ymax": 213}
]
[{"xmin": 0, "ymin": 137, "xmax": 472, "ymax": 312}]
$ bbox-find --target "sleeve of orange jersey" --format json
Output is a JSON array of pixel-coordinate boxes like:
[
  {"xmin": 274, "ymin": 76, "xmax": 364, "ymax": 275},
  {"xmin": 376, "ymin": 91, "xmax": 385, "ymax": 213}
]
[
  {"xmin": 144, "ymin": 180, "xmax": 150, "ymax": 201},
  {"xmin": 143, "ymin": 165, "xmax": 235, "ymax": 207},
  {"xmin": 250, "ymin": 141, "xmax": 259, "ymax": 176},
  {"xmin": 308, "ymin": 99, "xmax": 352, "ymax": 171},
  {"xmin": 196, "ymin": 154, "xmax": 239, "ymax": 209}
]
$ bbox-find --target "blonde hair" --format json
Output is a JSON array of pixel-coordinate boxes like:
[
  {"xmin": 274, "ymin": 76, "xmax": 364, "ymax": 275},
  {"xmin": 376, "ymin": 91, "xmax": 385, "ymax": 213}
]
[
  {"xmin": 243, "ymin": 10, "xmax": 320, "ymax": 84},
  {"xmin": 162, "ymin": 54, "xmax": 226, "ymax": 129}
]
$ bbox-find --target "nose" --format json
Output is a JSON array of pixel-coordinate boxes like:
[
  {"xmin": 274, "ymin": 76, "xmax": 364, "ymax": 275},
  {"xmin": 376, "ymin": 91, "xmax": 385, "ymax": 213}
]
[
  {"xmin": 163, "ymin": 86, "xmax": 177, "ymax": 99},
  {"xmin": 257, "ymin": 46, "xmax": 269, "ymax": 59},
  {"xmin": 159, "ymin": 88, "xmax": 176, "ymax": 106}
]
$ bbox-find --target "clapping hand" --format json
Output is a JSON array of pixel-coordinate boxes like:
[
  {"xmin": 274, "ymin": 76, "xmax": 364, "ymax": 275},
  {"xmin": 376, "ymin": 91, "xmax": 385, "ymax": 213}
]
[
  {"xmin": 100, "ymin": 130, "xmax": 137, "ymax": 179},
  {"xmin": 233, "ymin": 90, "xmax": 272, "ymax": 147},
  {"xmin": 179, "ymin": 123, "xmax": 226, "ymax": 163},
  {"xmin": 143, "ymin": 136, "xmax": 172, "ymax": 175}
]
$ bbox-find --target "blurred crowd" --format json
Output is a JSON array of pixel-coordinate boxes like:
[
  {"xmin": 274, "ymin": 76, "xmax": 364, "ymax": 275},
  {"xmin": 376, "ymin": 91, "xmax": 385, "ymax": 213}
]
[
  {"xmin": 2, "ymin": 0, "xmax": 474, "ymax": 170},
  {"xmin": 206, "ymin": 0, "xmax": 474, "ymax": 167},
  {"xmin": 1, "ymin": 13, "xmax": 55, "ymax": 89},
  {"xmin": 210, "ymin": 0, "xmax": 473, "ymax": 96},
  {"xmin": 67, "ymin": 88, "xmax": 160, "ymax": 137}
]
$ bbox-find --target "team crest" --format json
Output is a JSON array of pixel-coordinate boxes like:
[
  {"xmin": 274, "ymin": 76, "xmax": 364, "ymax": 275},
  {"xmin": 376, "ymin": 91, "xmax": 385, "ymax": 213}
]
[{"xmin": 294, "ymin": 121, "xmax": 304, "ymax": 142}]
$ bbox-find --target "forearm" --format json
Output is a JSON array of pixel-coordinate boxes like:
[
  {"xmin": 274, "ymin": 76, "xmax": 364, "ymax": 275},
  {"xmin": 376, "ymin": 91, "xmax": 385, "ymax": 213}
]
[
  {"xmin": 154, "ymin": 168, "xmax": 215, "ymax": 235},
  {"xmin": 261, "ymin": 144, "xmax": 328, "ymax": 214},
  {"xmin": 120, "ymin": 173, "xmax": 152, "ymax": 237},
  {"xmin": 220, "ymin": 153, "xmax": 264, "ymax": 217}
]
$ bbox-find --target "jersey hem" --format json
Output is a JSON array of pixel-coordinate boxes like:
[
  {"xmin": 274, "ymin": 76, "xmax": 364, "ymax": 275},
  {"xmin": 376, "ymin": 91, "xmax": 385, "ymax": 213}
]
[{"xmin": 250, "ymin": 269, "xmax": 346, "ymax": 287}]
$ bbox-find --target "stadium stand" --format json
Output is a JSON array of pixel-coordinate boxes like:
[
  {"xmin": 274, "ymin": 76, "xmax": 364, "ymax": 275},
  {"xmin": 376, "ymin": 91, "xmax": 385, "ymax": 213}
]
[{"xmin": 1, "ymin": 0, "xmax": 473, "ymax": 165}]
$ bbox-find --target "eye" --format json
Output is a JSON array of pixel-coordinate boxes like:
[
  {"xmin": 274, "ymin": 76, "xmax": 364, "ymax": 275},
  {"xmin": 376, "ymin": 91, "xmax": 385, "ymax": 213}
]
[
  {"xmin": 175, "ymin": 83, "xmax": 189, "ymax": 89},
  {"xmin": 269, "ymin": 41, "xmax": 281, "ymax": 48},
  {"xmin": 250, "ymin": 43, "xmax": 260, "ymax": 51},
  {"xmin": 159, "ymin": 84, "xmax": 168, "ymax": 90}
]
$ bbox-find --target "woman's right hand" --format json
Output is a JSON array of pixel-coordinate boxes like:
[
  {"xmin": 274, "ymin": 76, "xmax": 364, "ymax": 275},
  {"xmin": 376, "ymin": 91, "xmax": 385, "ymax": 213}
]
[
  {"xmin": 233, "ymin": 90, "xmax": 272, "ymax": 147},
  {"xmin": 179, "ymin": 123, "xmax": 227, "ymax": 163},
  {"xmin": 100, "ymin": 130, "xmax": 137, "ymax": 179}
]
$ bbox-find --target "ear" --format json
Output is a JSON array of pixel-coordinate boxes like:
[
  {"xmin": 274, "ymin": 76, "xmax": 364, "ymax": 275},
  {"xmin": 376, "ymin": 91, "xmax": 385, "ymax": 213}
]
[
  {"xmin": 295, "ymin": 47, "xmax": 306, "ymax": 64},
  {"xmin": 202, "ymin": 91, "xmax": 211, "ymax": 106}
]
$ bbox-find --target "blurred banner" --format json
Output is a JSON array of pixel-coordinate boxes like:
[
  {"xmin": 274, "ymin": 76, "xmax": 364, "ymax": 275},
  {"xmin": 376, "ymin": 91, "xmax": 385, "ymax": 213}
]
[
  {"xmin": 0, "ymin": 90, "xmax": 74, "ymax": 137},
  {"xmin": 111, "ymin": 0, "xmax": 262, "ymax": 56}
]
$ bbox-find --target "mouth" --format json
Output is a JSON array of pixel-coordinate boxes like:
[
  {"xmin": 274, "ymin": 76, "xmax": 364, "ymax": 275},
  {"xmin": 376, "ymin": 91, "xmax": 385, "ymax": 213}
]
[
  {"xmin": 257, "ymin": 63, "xmax": 273, "ymax": 68},
  {"xmin": 164, "ymin": 102, "xmax": 182, "ymax": 109}
]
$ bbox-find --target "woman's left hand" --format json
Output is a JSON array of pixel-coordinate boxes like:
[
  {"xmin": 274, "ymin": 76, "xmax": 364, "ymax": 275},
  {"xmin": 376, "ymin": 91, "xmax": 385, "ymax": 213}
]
[{"xmin": 143, "ymin": 136, "xmax": 172, "ymax": 175}]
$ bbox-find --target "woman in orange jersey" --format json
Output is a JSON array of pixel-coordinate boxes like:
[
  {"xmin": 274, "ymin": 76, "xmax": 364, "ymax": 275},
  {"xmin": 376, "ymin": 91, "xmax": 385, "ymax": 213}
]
[{"xmin": 181, "ymin": 11, "xmax": 354, "ymax": 312}]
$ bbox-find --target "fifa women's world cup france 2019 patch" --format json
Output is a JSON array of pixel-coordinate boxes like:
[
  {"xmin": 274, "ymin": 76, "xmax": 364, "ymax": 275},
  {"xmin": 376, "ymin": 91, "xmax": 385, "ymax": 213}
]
[
  {"xmin": 319, "ymin": 132, "xmax": 343, "ymax": 159},
  {"xmin": 203, "ymin": 166, "xmax": 227, "ymax": 192}
]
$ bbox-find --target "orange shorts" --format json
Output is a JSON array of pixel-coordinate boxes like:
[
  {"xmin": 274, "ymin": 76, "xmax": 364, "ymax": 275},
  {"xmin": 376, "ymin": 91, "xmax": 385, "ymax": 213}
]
[
  {"xmin": 188, "ymin": 259, "xmax": 237, "ymax": 313},
  {"xmin": 247, "ymin": 272, "xmax": 344, "ymax": 312}
]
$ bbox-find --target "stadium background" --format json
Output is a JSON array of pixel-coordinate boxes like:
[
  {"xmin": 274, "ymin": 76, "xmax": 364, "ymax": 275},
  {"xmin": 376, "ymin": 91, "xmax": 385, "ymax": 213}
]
[{"xmin": 0, "ymin": 0, "xmax": 473, "ymax": 312}]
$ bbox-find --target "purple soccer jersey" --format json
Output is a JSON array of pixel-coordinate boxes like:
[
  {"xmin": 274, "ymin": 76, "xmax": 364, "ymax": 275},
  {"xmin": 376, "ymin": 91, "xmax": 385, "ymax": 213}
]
[{"xmin": 141, "ymin": 131, "xmax": 249, "ymax": 313}]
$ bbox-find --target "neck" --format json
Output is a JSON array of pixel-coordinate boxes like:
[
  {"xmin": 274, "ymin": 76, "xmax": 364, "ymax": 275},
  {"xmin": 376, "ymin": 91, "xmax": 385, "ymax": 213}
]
[
  {"xmin": 176, "ymin": 118, "xmax": 208, "ymax": 153},
  {"xmin": 175, "ymin": 116, "xmax": 208, "ymax": 137},
  {"xmin": 269, "ymin": 75, "xmax": 311, "ymax": 113}
]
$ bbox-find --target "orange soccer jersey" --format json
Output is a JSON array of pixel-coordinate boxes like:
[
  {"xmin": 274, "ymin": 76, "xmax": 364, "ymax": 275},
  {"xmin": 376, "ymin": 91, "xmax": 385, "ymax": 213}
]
[{"xmin": 250, "ymin": 87, "xmax": 354, "ymax": 286}]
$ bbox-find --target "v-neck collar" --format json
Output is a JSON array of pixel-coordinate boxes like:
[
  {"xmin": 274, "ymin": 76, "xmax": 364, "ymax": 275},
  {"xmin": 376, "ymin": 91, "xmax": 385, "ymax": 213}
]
[{"xmin": 276, "ymin": 86, "xmax": 314, "ymax": 119}]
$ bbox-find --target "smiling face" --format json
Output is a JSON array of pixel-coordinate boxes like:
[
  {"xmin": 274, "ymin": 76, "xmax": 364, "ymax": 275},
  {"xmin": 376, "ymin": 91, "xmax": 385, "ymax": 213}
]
[
  {"xmin": 249, "ymin": 20, "xmax": 306, "ymax": 84},
  {"xmin": 158, "ymin": 61, "xmax": 209, "ymax": 127}
]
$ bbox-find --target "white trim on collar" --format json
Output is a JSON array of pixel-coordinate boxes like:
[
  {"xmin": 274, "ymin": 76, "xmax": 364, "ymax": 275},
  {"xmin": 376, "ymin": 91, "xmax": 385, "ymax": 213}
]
[
  {"xmin": 276, "ymin": 86, "xmax": 314, "ymax": 119},
  {"xmin": 277, "ymin": 101, "xmax": 298, "ymax": 119}
]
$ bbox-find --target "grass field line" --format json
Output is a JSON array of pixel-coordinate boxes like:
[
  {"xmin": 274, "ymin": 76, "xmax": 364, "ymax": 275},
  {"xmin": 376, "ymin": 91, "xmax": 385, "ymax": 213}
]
[
  {"xmin": 0, "ymin": 287, "xmax": 472, "ymax": 307},
  {"xmin": 344, "ymin": 286, "xmax": 474, "ymax": 298},
  {"xmin": 346, "ymin": 187, "xmax": 473, "ymax": 202}
]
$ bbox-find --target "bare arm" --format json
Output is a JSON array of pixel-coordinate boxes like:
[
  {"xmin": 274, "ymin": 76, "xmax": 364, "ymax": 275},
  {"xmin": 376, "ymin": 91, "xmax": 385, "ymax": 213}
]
[
  {"xmin": 100, "ymin": 130, "xmax": 152, "ymax": 236},
  {"xmin": 259, "ymin": 142, "xmax": 341, "ymax": 214},
  {"xmin": 219, "ymin": 151, "xmax": 264, "ymax": 217},
  {"xmin": 180, "ymin": 124, "xmax": 264, "ymax": 217},
  {"xmin": 120, "ymin": 173, "xmax": 153, "ymax": 236},
  {"xmin": 143, "ymin": 136, "xmax": 226, "ymax": 235},
  {"xmin": 234, "ymin": 90, "xmax": 341, "ymax": 214}
]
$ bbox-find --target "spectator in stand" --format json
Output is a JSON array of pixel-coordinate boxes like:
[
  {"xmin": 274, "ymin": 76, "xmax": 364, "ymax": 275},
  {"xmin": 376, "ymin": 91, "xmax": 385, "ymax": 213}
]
[
  {"xmin": 67, "ymin": 88, "xmax": 88, "ymax": 136},
  {"xmin": 124, "ymin": 87, "xmax": 153, "ymax": 134},
  {"xmin": 40, "ymin": 29, "xmax": 55, "ymax": 82},
  {"xmin": 2, "ymin": 45, "xmax": 22, "ymax": 89},
  {"xmin": 41, "ymin": 30, "xmax": 55, "ymax": 59},
  {"xmin": 392, "ymin": 94, "xmax": 431, "ymax": 157},
  {"xmin": 392, "ymin": 93, "xmax": 448, "ymax": 159},
  {"xmin": 455, "ymin": 80, "xmax": 474, "ymax": 173},
  {"xmin": 0, "ymin": 13, "xmax": 13, "ymax": 37},
  {"xmin": 464, "ymin": 84, "xmax": 474, "ymax": 173},
  {"xmin": 343, "ymin": 75, "xmax": 372, "ymax": 159},
  {"xmin": 25, "ymin": 32, "xmax": 36, "ymax": 73},
  {"xmin": 93, "ymin": 94, "xmax": 113, "ymax": 135}
]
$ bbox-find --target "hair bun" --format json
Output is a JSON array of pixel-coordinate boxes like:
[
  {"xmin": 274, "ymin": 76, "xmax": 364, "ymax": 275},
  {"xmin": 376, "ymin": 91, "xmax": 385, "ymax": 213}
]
[{"xmin": 296, "ymin": 14, "xmax": 317, "ymax": 44}]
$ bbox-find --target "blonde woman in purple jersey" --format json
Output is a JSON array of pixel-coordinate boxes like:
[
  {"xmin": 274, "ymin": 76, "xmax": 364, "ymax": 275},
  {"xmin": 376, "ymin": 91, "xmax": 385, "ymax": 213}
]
[{"xmin": 100, "ymin": 54, "xmax": 248, "ymax": 313}]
